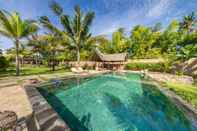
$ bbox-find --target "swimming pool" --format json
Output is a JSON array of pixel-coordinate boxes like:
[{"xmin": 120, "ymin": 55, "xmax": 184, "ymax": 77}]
[{"xmin": 38, "ymin": 73, "xmax": 196, "ymax": 131}]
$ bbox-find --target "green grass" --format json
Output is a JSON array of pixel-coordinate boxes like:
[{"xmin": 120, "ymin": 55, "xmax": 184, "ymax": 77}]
[
  {"xmin": 0, "ymin": 65, "xmax": 70, "ymax": 77},
  {"xmin": 163, "ymin": 82, "xmax": 197, "ymax": 108}
]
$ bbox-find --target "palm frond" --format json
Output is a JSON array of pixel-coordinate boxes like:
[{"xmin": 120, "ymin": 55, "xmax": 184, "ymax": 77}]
[
  {"xmin": 50, "ymin": 1, "xmax": 63, "ymax": 16},
  {"xmin": 0, "ymin": 28, "xmax": 13, "ymax": 38},
  {"xmin": 80, "ymin": 11, "xmax": 95, "ymax": 42},
  {"xmin": 0, "ymin": 10, "xmax": 15, "ymax": 37},
  {"xmin": 73, "ymin": 5, "xmax": 82, "ymax": 35},
  {"xmin": 21, "ymin": 20, "xmax": 38, "ymax": 38},
  {"xmin": 60, "ymin": 15, "xmax": 74, "ymax": 38},
  {"xmin": 40, "ymin": 16, "xmax": 62, "ymax": 35}
]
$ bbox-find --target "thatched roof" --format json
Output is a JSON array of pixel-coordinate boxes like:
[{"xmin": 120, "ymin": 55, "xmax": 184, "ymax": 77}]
[{"xmin": 95, "ymin": 48, "xmax": 127, "ymax": 62}]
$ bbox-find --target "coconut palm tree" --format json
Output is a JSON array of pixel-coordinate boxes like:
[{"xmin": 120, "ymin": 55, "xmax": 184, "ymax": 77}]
[
  {"xmin": 40, "ymin": 1, "xmax": 95, "ymax": 66},
  {"xmin": 34, "ymin": 33, "xmax": 66, "ymax": 71},
  {"xmin": 0, "ymin": 10, "xmax": 38, "ymax": 75},
  {"xmin": 180, "ymin": 12, "xmax": 197, "ymax": 34}
]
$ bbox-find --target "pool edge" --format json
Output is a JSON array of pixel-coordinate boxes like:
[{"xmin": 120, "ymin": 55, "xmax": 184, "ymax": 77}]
[
  {"xmin": 24, "ymin": 84, "xmax": 71, "ymax": 131},
  {"xmin": 147, "ymin": 77, "xmax": 197, "ymax": 128}
]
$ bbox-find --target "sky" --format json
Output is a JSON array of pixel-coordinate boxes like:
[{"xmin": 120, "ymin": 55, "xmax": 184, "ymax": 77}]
[{"xmin": 0, "ymin": 0, "xmax": 197, "ymax": 50}]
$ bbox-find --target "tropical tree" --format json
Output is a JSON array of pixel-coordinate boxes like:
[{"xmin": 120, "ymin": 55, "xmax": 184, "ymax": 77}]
[
  {"xmin": 27, "ymin": 34, "xmax": 46, "ymax": 66},
  {"xmin": 177, "ymin": 32, "xmax": 197, "ymax": 60},
  {"xmin": 130, "ymin": 25, "xmax": 160, "ymax": 58},
  {"xmin": 151, "ymin": 22, "xmax": 162, "ymax": 32},
  {"xmin": 36, "ymin": 34, "xmax": 66, "ymax": 71},
  {"xmin": 179, "ymin": 12, "xmax": 197, "ymax": 34},
  {"xmin": 0, "ymin": 10, "xmax": 38, "ymax": 75},
  {"xmin": 40, "ymin": 1, "xmax": 95, "ymax": 67},
  {"xmin": 156, "ymin": 20, "xmax": 180, "ymax": 54},
  {"xmin": 0, "ymin": 48, "xmax": 2, "ymax": 55}
]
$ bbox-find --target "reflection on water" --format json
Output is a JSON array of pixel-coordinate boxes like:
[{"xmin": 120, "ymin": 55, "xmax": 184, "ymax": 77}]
[{"xmin": 38, "ymin": 73, "xmax": 196, "ymax": 131}]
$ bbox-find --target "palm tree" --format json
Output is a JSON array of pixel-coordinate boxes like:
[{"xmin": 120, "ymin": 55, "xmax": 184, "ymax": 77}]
[
  {"xmin": 0, "ymin": 10, "xmax": 38, "ymax": 75},
  {"xmin": 35, "ymin": 34, "xmax": 66, "ymax": 71},
  {"xmin": 40, "ymin": 1, "xmax": 95, "ymax": 67},
  {"xmin": 180, "ymin": 12, "xmax": 197, "ymax": 34},
  {"xmin": 28, "ymin": 34, "xmax": 46, "ymax": 66}
]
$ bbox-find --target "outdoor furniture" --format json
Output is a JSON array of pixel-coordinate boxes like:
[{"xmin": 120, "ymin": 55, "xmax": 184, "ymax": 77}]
[
  {"xmin": 0, "ymin": 111, "xmax": 17, "ymax": 130},
  {"xmin": 71, "ymin": 67, "xmax": 87, "ymax": 74}
]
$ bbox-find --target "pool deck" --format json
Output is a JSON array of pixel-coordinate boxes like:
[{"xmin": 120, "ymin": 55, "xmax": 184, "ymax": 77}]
[{"xmin": 0, "ymin": 85, "xmax": 32, "ymax": 130}]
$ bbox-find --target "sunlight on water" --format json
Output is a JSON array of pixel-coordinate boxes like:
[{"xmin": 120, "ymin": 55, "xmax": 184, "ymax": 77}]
[{"xmin": 38, "ymin": 73, "xmax": 196, "ymax": 131}]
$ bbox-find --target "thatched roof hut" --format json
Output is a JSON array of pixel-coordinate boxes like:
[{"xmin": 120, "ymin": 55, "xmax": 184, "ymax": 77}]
[
  {"xmin": 95, "ymin": 48, "xmax": 127, "ymax": 70},
  {"xmin": 95, "ymin": 48, "xmax": 127, "ymax": 62}
]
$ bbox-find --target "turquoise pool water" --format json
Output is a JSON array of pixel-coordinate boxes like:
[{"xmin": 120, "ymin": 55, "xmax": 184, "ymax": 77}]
[{"xmin": 38, "ymin": 73, "xmax": 196, "ymax": 131}]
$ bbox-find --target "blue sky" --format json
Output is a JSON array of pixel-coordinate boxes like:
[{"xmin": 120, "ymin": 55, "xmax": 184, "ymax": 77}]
[{"xmin": 0, "ymin": 0, "xmax": 197, "ymax": 50}]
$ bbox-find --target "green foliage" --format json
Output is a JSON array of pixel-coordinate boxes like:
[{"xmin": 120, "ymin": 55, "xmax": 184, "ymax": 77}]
[
  {"xmin": 130, "ymin": 25, "xmax": 160, "ymax": 58},
  {"xmin": 177, "ymin": 32, "xmax": 197, "ymax": 60},
  {"xmin": 156, "ymin": 20, "xmax": 180, "ymax": 54},
  {"xmin": 151, "ymin": 22, "xmax": 162, "ymax": 32},
  {"xmin": 179, "ymin": 12, "xmax": 197, "ymax": 34},
  {"xmin": 99, "ymin": 28, "xmax": 131, "ymax": 54},
  {"xmin": 125, "ymin": 63, "xmax": 169, "ymax": 72},
  {"xmin": 0, "ymin": 56, "xmax": 9, "ymax": 71}
]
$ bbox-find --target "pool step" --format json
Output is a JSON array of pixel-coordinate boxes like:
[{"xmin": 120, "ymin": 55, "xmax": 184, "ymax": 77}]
[{"xmin": 25, "ymin": 85, "xmax": 71, "ymax": 131}]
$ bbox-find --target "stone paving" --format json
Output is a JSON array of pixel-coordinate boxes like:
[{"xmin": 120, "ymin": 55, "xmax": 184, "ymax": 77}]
[
  {"xmin": 0, "ymin": 85, "xmax": 32, "ymax": 120},
  {"xmin": 147, "ymin": 72, "xmax": 194, "ymax": 84}
]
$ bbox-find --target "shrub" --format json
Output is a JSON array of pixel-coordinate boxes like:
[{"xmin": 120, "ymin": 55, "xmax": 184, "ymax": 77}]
[
  {"xmin": 125, "ymin": 63, "xmax": 168, "ymax": 72},
  {"xmin": 0, "ymin": 56, "xmax": 9, "ymax": 71}
]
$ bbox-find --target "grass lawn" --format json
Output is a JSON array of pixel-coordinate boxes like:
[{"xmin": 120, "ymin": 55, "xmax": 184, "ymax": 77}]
[
  {"xmin": 0, "ymin": 65, "xmax": 70, "ymax": 78},
  {"xmin": 163, "ymin": 82, "xmax": 197, "ymax": 108}
]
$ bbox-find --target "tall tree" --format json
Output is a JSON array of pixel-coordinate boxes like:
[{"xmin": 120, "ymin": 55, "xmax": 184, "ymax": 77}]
[
  {"xmin": 40, "ymin": 1, "xmax": 95, "ymax": 67},
  {"xmin": 157, "ymin": 20, "xmax": 180, "ymax": 54},
  {"xmin": 179, "ymin": 12, "xmax": 197, "ymax": 34},
  {"xmin": 130, "ymin": 25, "xmax": 160, "ymax": 58},
  {"xmin": 98, "ymin": 28, "xmax": 131, "ymax": 54},
  {"xmin": 151, "ymin": 22, "xmax": 162, "ymax": 32},
  {"xmin": 36, "ymin": 34, "xmax": 66, "ymax": 71},
  {"xmin": 0, "ymin": 10, "xmax": 38, "ymax": 75}
]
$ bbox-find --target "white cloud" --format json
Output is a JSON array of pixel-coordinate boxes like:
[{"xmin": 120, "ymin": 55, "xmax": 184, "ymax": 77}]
[{"xmin": 147, "ymin": 0, "xmax": 173, "ymax": 18}]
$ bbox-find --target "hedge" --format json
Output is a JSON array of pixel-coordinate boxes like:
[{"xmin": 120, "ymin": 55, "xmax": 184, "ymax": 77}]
[
  {"xmin": 0, "ymin": 56, "xmax": 9, "ymax": 71},
  {"xmin": 125, "ymin": 63, "xmax": 169, "ymax": 72}
]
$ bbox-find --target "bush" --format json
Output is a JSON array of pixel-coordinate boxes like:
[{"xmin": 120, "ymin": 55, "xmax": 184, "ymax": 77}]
[
  {"xmin": 125, "ymin": 63, "xmax": 169, "ymax": 72},
  {"xmin": 0, "ymin": 56, "xmax": 9, "ymax": 71}
]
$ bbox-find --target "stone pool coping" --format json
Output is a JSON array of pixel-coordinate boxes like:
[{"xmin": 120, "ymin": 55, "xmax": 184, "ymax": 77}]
[
  {"xmin": 24, "ymin": 84, "xmax": 71, "ymax": 131},
  {"xmin": 120, "ymin": 70, "xmax": 197, "ymax": 128},
  {"xmin": 146, "ymin": 75, "xmax": 197, "ymax": 128}
]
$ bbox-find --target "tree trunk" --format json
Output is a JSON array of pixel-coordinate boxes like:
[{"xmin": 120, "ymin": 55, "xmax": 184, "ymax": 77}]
[
  {"xmin": 77, "ymin": 47, "xmax": 80, "ymax": 67},
  {"xmin": 52, "ymin": 50, "xmax": 55, "ymax": 71},
  {"xmin": 52, "ymin": 61, "xmax": 55, "ymax": 71},
  {"xmin": 21, "ymin": 57, "xmax": 24, "ymax": 67},
  {"xmin": 15, "ymin": 39, "xmax": 20, "ymax": 76},
  {"xmin": 35, "ymin": 55, "xmax": 38, "ymax": 66}
]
